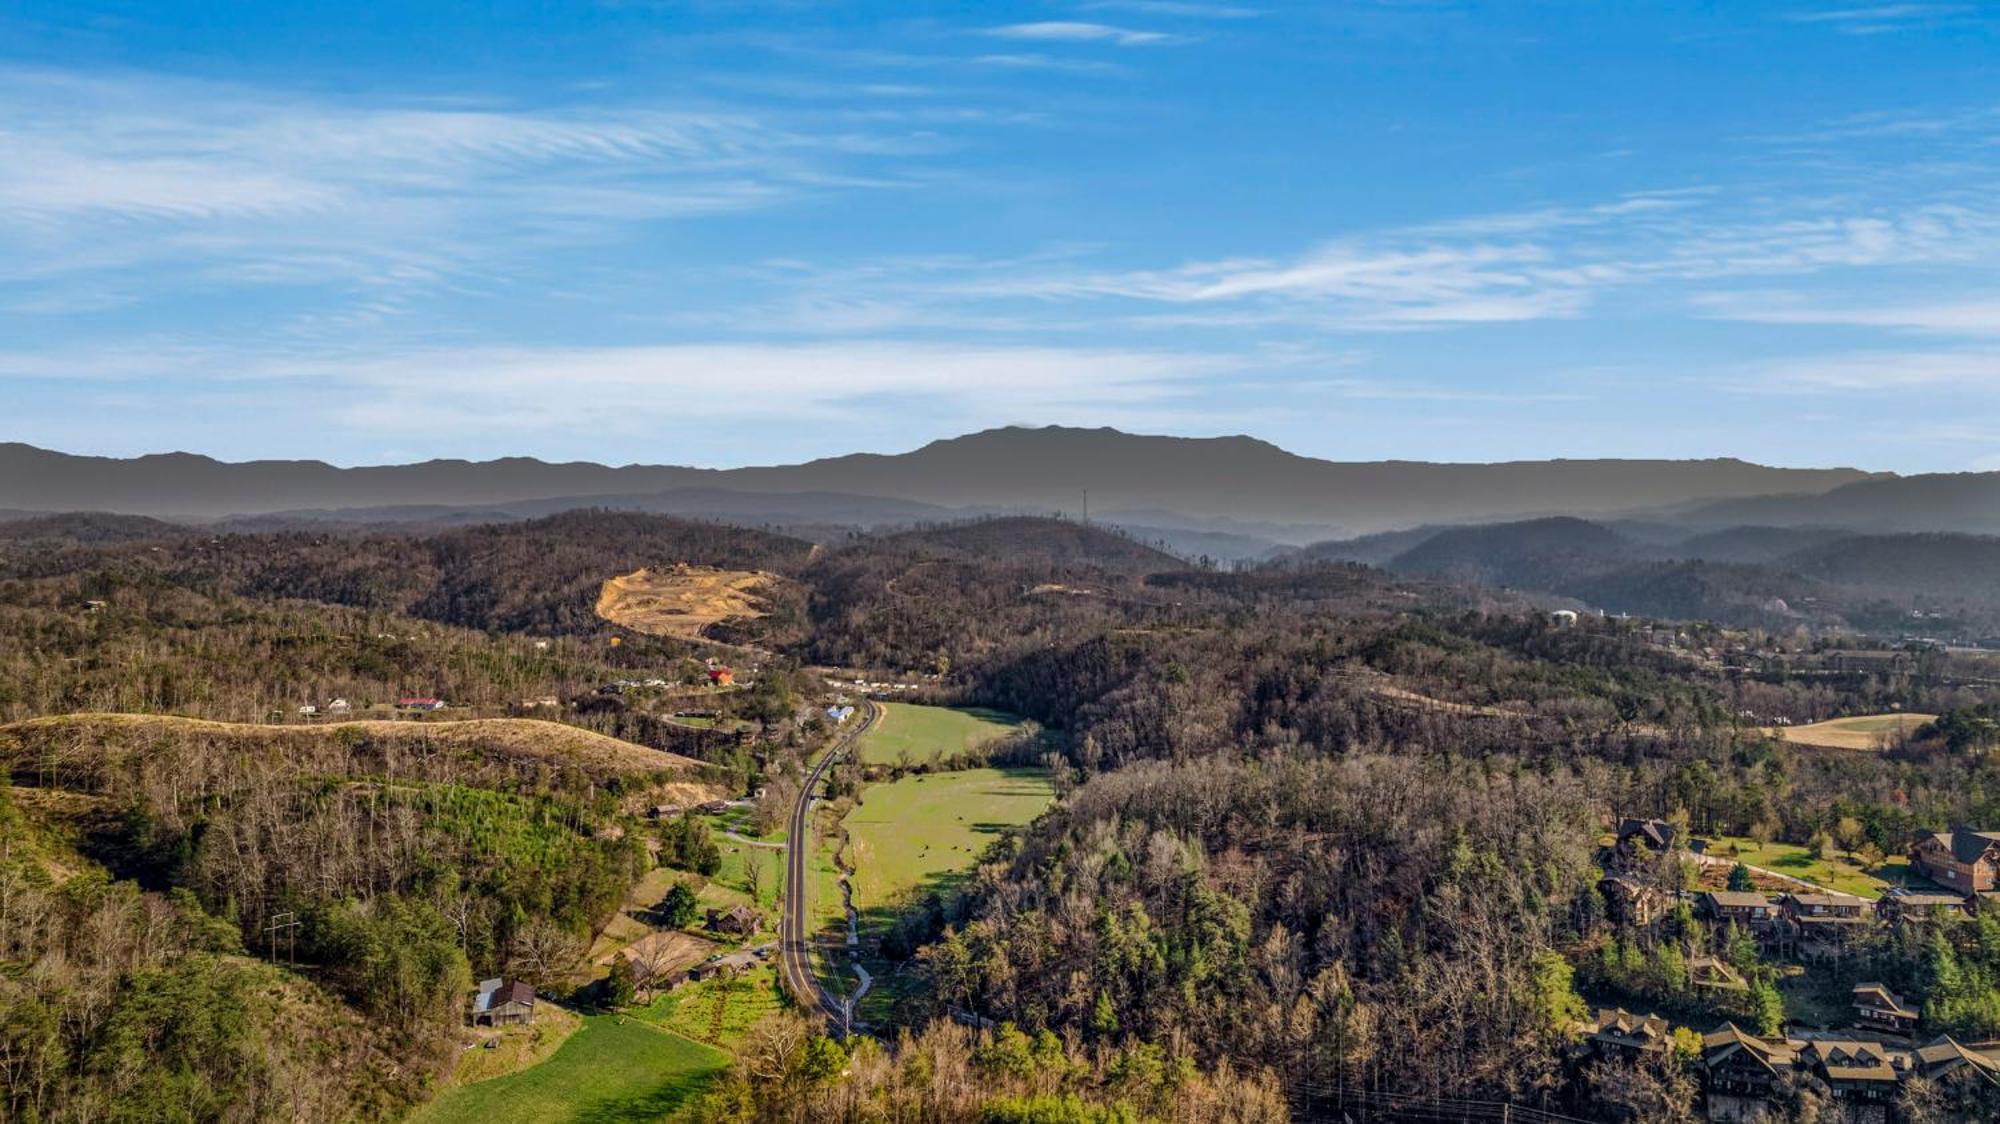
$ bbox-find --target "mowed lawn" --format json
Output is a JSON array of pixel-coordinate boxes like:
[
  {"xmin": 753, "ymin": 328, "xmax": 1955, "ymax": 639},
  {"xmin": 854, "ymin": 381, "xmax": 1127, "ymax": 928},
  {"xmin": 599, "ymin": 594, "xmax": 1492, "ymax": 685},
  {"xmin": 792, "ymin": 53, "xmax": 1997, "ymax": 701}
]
[
  {"xmin": 1769, "ymin": 713, "xmax": 1935, "ymax": 751},
  {"xmin": 857, "ymin": 703, "xmax": 1025, "ymax": 766},
  {"xmin": 416, "ymin": 1013, "xmax": 726, "ymax": 1124},
  {"xmin": 1699, "ymin": 836, "xmax": 1917, "ymax": 897},
  {"xmin": 846, "ymin": 767, "xmax": 1055, "ymax": 914}
]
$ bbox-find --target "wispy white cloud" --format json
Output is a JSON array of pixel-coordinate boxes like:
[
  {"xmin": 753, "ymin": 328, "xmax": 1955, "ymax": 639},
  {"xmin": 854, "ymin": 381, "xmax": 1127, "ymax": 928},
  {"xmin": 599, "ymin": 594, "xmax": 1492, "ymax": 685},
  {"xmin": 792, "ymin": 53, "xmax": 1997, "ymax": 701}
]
[
  {"xmin": 0, "ymin": 338, "xmax": 1259, "ymax": 452},
  {"xmin": 981, "ymin": 21, "xmax": 1183, "ymax": 46},
  {"xmin": 1740, "ymin": 348, "xmax": 2000, "ymax": 392},
  {"xmin": 1076, "ymin": 1, "xmax": 1262, "ymax": 17},
  {"xmin": 1696, "ymin": 292, "xmax": 2000, "ymax": 336},
  {"xmin": 1784, "ymin": 4, "xmax": 1981, "ymax": 34},
  {"xmin": 0, "ymin": 64, "xmax": 943, "ymax": 333}
]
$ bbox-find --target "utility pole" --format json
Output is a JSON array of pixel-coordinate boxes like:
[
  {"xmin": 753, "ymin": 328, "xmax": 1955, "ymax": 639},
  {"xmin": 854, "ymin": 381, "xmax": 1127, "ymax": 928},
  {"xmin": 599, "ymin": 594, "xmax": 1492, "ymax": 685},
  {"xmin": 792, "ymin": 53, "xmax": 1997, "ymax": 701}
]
[
  {"xmin": 1081, "ymin": 488, "xmax": 1089, "ymax": 525},
  {"xmin": 264, "ymin": 911, "xmax": 300, "ymax": 968}
]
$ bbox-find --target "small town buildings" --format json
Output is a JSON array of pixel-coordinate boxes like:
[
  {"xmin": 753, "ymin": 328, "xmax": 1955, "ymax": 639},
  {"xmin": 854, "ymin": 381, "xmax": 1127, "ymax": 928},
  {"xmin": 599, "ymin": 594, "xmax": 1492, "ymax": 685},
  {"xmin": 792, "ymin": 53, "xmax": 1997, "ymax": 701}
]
[
  {"xmin": 469, "ymin": 978, "xmax": 535, "ymax": 1027},
  {"xmin": 1826, "ymin": 649, "xmax": 1915, "ymax": 676},
  {"xmin": 705, "ymin": 904, "xmax": 760, "ymax": 937},
  {"xmin": 1700, "ymin": 1021, "xmax": 2000, "ymax": 1119},
  {"xmin": 1598, "ymin": 875, "xmax": 1668, "ymax": 926},
  {"xmin": 1583, "ymin": 1008, "xmax": 1672, "ymax": 1062},
  {"xmin": 1688, "ymin": 956, "xmax": 1748, "ymax": 993},
  {"xmin": 1876, "ymin": 889, "xmax": 1967, "ymax": 925},
  {"xmin": 1852, "ymin": 983, "xmax": 1919, "ymax": 1035},
  {"xmin": 1911, "ymin": 827, "xmax": 2000, "ymax": 892},
  {"xmin": 1700, "ymin": 890, "xmax": 1778, "ymax": 934}
]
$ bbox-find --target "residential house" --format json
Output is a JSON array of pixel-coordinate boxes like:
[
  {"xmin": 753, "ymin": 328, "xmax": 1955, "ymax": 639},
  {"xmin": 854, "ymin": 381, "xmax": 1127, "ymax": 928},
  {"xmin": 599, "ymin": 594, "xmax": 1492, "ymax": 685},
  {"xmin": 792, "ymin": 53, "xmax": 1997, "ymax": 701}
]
[
  {"xmin": 1700, "ymin": 891, "xmax": 1779, "ymax": 935},
  {"xmin": 1598, "ymin": 875, "xmax": 1669, "ymax": 926},
  {"xmin": 705, "ymin": 904, "xmax": 760, "ymax": 938},
  {"xmin": 1608, "ymin": 812, "xmax": 1672, "ymax": 868},
  {"xmin": 1780, "ymin": 891, "xmax": 1872, "ymax": 957},
  {"xmin": 1826, "ymin": 650, "xmax": 1914, "ymax": 676},
  {"xmin": 1703, "ymin": 1023, "xmax": 1801, "ymax": 1121},
  {"xmin": 1703, "ymin": 1022, "xmax": 2000, "ymax": 1120},
  {"xmin": 469, "ymin": 978, "xmax": 535, "ymax": 1027},
  {"xmin": 325, "ymin": 698, "xmax": 351, "ymax": 716},
  {"xmin": 1688, "ymin": 956, "xmax": 1748, "ymax": 994},
  {"xmin": 1910, "ymin": 827, "xmax": 2000, "ymax": 892},
  {"xmin": 1876, "ymin": 889, "xmax": 1967, "ymax": 926},
  {"xmin": 1583, "ymin": 1008, "xmax": 1672, "ymax": 1063},
  {"xmin": 1801, "ymin": 1040, "xmax": 1902, "ymax": 1110},
  {"xmin": 1851, "ymin": 983, "xmax": 1919, "ymax": 1035},
  {"xmin": 397, "ymin": 696, "xmax": 446, "ymax": 712},
  {"xmin": 1912, "ymin": 1036, "xmax": 2000, "ymax": 1086}
]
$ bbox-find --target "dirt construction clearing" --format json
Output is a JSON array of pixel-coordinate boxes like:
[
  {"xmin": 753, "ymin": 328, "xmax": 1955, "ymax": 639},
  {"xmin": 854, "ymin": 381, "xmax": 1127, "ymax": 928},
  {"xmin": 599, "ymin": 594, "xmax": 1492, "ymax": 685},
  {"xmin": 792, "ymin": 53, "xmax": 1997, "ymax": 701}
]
[
  {"xmin": 1768, "ymin": 713, "xmax": 1935, "ymax": 751},
  {"xmin": 596, "ymin": 565, "xmax": 780, "ymax": 640}
]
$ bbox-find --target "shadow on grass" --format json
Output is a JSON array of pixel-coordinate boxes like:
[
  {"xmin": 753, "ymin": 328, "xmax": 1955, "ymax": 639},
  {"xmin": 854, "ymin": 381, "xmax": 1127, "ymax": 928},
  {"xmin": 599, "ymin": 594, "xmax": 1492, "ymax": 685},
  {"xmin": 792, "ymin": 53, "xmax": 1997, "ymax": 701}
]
[{"xmin": 573, "ymin": 1073, "xmax": 718, "ymax": 1124}]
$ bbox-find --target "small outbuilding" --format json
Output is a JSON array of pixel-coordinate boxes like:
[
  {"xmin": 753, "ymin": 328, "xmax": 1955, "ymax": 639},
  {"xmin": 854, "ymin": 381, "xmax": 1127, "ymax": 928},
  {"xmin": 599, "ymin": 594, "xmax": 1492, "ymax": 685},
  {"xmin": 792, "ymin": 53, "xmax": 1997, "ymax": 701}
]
[
  {"xmin": 706, "ymin": 904, "xmax": 760, "ymax": 938},
  {"xmin": 470, "ymin": 978, "xmax": 536, "ymax": 1027}
]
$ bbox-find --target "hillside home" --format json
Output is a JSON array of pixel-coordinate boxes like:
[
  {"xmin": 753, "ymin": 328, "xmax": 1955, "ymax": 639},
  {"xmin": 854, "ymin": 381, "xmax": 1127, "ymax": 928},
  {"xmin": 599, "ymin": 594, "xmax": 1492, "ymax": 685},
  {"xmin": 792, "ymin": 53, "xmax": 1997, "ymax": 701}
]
[
  {"xmin": 1801, "ymin": 1040, "xmax": 1901, "ymax": 1110},
  {"xmin": 1703, "ymin": 1023, "xmax": 2000, "ymax": 1119},
  {"xmin": 1583, "ymin": 1008, "xmax": 1672, "ymax": 1063},
  {"xmin": 1688, "ymin": 956, "xmax": 1748, "ymax": 993},
  {"xmin": 1598, "ymin": 875, "xmax": 1668, "ymax": 926},
  {"xmin": 1877, "ymin": 889, "xmax": 1967, "ymax": 926},
  {"xmin": 397, "ymin": 696, "xmax": 446, "ymax": 712},
  {"xmin": 1912, "ymin": 1036, "xmax": 2000, "ymax": 1086},
  {"xmin": 1700, "ymin": 891, "xmax": 1778, "ymax": 934},
  {"xmin": 1911, "ymin": 827, "xmax": 2000, "ymax": 892},
  {"xmin": 1852, "ymin": 983, "xmax": 1919, "ymax": 1035},
  {"xmin": 1703, "ymin": 1024, "xmax": 1800, "ymax": 1119}
]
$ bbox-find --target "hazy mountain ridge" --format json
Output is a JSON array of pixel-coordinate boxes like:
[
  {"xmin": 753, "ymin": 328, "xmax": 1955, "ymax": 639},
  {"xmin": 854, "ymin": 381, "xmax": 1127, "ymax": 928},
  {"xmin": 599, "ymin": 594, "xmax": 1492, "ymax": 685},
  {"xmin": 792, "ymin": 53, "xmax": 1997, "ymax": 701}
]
[
  {"xmin": 1298, "ymin": 517, "xmax": 2000, "ymax": 634},
  {"xmin": 0, "ymin": 428, "xmax": 1880, "ymax": 535}
]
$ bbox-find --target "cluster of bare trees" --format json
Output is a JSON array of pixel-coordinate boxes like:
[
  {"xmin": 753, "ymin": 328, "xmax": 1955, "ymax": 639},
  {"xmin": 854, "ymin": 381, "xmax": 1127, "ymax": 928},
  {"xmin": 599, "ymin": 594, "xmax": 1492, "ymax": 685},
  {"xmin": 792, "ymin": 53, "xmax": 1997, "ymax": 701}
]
[{"xmin": 677, "ymin": 1011, "xmax": 1288, "ymax": 1123}]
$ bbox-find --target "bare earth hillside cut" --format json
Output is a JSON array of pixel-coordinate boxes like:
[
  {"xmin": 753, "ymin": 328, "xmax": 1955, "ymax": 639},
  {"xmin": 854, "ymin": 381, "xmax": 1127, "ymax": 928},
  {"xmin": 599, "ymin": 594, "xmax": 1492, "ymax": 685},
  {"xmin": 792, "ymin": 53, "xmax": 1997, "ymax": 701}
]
[
  {"xmin": 1767, "ymin": 712, "xmax": 1937, "ymax": 751},
  {"xmin": 596, "ymin": 565, "xmax": 782, "ymax": 640}
]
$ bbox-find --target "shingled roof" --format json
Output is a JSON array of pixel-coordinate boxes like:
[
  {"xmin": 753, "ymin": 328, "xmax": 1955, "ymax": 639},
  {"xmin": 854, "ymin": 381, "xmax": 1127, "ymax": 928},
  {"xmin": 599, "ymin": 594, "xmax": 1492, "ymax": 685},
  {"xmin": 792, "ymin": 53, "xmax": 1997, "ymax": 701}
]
[{"xmin": 1920, "ymin": 828, "xmax": 2000, "ymax": 865}]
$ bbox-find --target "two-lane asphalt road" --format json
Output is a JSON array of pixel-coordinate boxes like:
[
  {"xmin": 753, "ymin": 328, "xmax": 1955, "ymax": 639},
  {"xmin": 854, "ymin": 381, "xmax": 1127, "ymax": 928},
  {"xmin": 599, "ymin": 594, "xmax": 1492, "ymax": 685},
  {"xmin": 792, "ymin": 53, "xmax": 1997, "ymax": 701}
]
[{"xmin": 778, "ymin": 698, "xmax": 879, "ymax": 1034}]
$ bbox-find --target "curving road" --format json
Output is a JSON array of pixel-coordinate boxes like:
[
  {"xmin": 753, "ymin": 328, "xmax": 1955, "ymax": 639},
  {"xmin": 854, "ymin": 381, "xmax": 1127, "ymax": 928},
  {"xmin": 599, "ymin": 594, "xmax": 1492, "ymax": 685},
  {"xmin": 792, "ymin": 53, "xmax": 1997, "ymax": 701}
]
[{"xmin": 778, "ymin": 698, "xmax": 879, "ymax": 1035}]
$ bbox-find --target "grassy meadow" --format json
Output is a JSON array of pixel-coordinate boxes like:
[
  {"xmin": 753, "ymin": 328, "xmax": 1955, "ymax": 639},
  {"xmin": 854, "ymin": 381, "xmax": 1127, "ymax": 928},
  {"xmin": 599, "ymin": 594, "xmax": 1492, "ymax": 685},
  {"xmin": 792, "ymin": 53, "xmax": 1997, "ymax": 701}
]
[
  {"xmin": 415, "ymin": 1013, "xmax": 725, "ymax": 1124},
  {"xmin": 856, "ymin": 702, "xmax": 1026, "ymax": 765}
]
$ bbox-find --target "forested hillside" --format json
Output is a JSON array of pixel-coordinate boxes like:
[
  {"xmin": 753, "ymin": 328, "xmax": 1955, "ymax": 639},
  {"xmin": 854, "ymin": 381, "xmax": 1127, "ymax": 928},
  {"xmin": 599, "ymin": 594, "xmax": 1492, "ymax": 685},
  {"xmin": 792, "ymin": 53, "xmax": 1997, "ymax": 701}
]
[{"xmin": 8, "ymin": 511, "xmax": 2000, "ymax": 1121}]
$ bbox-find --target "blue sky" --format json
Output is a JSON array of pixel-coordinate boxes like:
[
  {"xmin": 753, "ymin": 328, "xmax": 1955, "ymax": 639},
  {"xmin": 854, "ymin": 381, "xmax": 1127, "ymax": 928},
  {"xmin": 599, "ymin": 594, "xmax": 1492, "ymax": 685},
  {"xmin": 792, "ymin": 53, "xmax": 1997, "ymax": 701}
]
[{"xmin": 3, "ymin": 2, "xmax": 1998, "ymax": 471}]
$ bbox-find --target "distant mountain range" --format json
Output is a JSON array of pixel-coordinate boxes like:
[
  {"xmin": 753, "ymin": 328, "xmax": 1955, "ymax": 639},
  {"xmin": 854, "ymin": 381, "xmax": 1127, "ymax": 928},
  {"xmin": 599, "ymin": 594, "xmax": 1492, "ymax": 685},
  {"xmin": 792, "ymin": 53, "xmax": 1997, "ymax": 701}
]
[
  {"xmin": 1300, "ymin": 516, "xmax": 2000, "ymax": 637},
  {"xmin": 0, "ymin": 427, "xmax": 1891, "ymax": 541}
]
